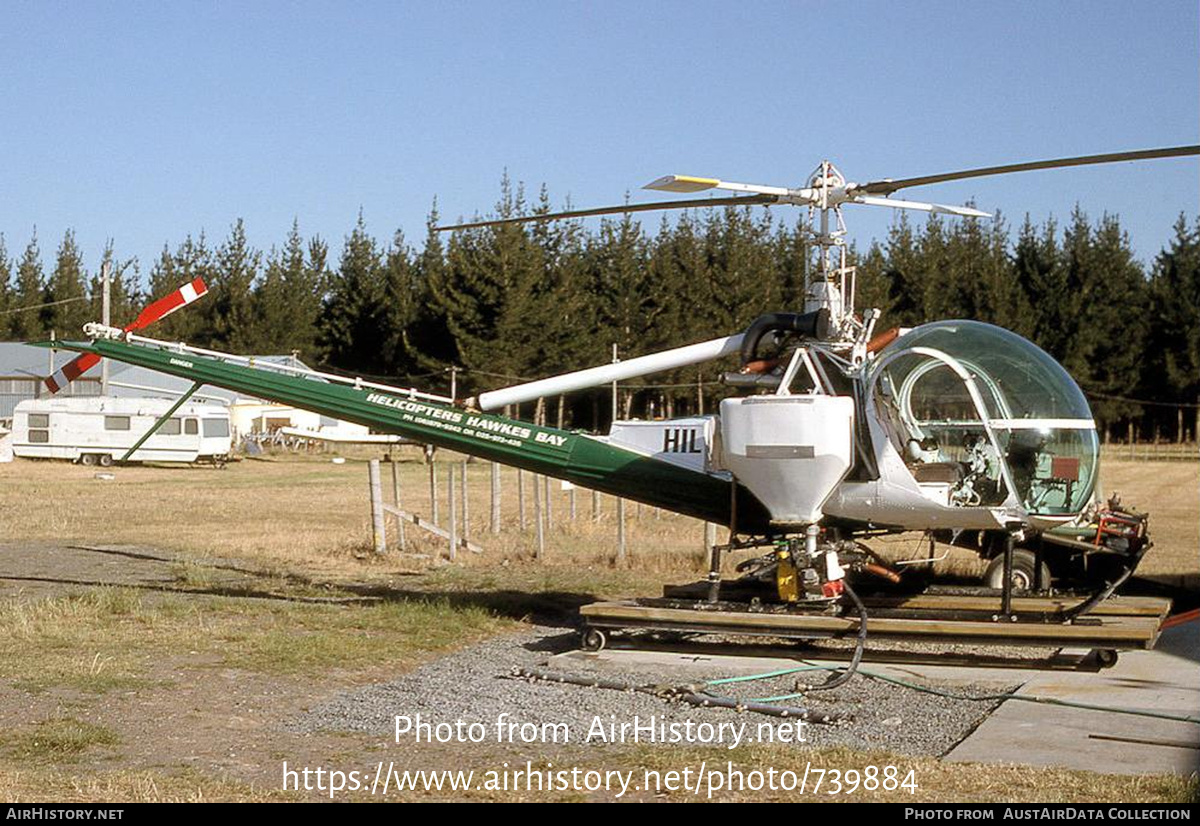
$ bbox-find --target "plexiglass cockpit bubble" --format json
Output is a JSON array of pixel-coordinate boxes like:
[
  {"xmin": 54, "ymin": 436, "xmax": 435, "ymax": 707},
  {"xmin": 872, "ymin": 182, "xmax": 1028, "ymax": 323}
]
[{"xmin": 869, "ymin": 320, "xmax": 1098, "ymax": 516}]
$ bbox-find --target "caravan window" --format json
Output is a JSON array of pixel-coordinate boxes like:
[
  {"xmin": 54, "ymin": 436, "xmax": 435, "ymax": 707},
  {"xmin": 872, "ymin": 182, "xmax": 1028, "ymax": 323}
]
[
  {"xmin": 160, "ymin": 418, "xmax": 182, "ymax": 436},
  {"xmin": 29, "ymin": 429, "xmax": 49, "ymax": 443},
  {"xmin": 184, "ymin": 419, "xmax": 198, "ymax": 435},
  {"xmin": 104, "ymin": 416, "xmax": 131, "ymax": 431},
  {"xmin": 28, "ymin": 413, "xmax": 49, "ymax": 428},
  {"xmin": 202, "ymin": 418, "xmax": 230, "ymax": 438}
]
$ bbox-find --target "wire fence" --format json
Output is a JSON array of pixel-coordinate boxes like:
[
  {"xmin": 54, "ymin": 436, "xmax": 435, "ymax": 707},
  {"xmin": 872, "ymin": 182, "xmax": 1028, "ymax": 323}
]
[{"xmin": 1101, "ymin": 442, "xmax": 1199, "ymax": 463}]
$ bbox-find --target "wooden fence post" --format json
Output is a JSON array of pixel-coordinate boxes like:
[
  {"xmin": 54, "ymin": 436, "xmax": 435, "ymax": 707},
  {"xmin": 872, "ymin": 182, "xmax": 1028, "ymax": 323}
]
[
  {"xmin": 616, "ymin": 498, "xmax": 626, "ymax": 564},
  {"xmin": 518, "ymin": 469, "xmax": 527, "ymax": 531},
  {"xmin": 429, "ymin": 460, "xmax": 439, "ymax": 526},
  {"xmin": 368, "ymin": 459, "xmax": 386, "ymax": 554},
  {"xmin": 460, "ymin": 461, "xmax": 470, "ymax": 540},
  {"xmin": 447, "ymin": 463, "xmax": 457, "ymax": 561},
  {"xmin": 392, "ymin": 459, "xmax": 406, "ymax": 551},
  {"xmin": 490, "ymin": 462, "xmax": 501, "ymax": 534},
  {"xmin": 533, "ymin": 473, "xmax": 544, "ymax": 559}
]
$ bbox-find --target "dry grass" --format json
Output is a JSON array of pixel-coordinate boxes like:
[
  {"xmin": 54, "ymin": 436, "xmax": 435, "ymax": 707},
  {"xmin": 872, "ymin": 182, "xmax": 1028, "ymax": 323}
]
[
  {"xmin": 626, "ymin": 744, "xmax": 1199, "ymax": 803},
  {"xmin": 1098, "ymin": 458, "xmax": 1198, "ymax": 578},
  {"xmin": 0, "ymin": 449, "xmax": 723, "ymax": 590},
  {"xmin": 0, "ymin": 767, "xmax": 295, "ymax": 803},
  {"xmin": 4, "ymin": 450, "xmax": 1193, "ymax": 585},
  {"xmin": 0, "ymin": 450, "xmax": 1195, "ymax": 803},
  {"xmin": 0, "ymin": 585, "xmax": 513, "ymax": 694}
]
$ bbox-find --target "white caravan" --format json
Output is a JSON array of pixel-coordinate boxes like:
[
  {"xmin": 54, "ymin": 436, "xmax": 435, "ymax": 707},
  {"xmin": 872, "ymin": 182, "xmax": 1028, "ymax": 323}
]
[{"xmin": 12, "ymin": 396, "xmax": 232, "ymax": 466}]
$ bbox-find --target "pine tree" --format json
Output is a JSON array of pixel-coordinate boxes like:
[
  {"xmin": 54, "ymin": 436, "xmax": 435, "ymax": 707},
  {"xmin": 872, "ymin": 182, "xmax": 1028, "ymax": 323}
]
[
  {"xmin": 940, "ymin": 210, "xmax": 1010, "ymax": 324},
  {"xmin": 853, "ymin": 241, "xmax": 890, "ymax": 320},
  {"xmin": 879, "ymin": 215, "xmax": 924, "ymax": 327},
  {"xmin": 253, "ymin": 220, "xmax": 325, "ymax": 359},
  {"xmin": 149, "ymin": 234, "xmax": 217, "ymax": 343},
  {"xmin": 529, "ymin": 187, "xmax": 593, "ymax": 374},
  {"xmin": 702, "ymin": 206, "xmax": 778, "ymax": 333},
  {"xmin": 1076, "ymin": 214, "xmax": 1148, "ymax": 428},
  {"xmin": 9, "ymin": 230, "xmax": 45, "ymax": 340},
  {"xmin": 915, "ymin": 215, "xmax": 953, "ymax": 320},
  {"xmin": 408, "ymin": 202, "xmax": 456, "ymax": 373},
  {"xmin": 1010, "ymin": 216, "xmax": 1062, "ymax": 345},
  {"xmin": 0, "ymin": 235, "xmax": 12, "ymax": 333},
  {"xmin": 322, "ymin": 211, "xmax": 386, "ymax": 374},
  {"xmin": 212, "ymin": 219, "xmax": 260, "ymax": 352},
  {"xmin": 43, "ymin": 229, "xmax": 91, "ymax": 337},
  {"xmin": 379, "ymin": 228, "xmax": 420, "ymax": 376},
  {"xmin": 430, "ymin": 176, "xmax": 546, "ymax": 394},
  {"xmin": 1146, "ymin": 215, "xmax": 1200, "ymax": 425},
  {"xmin": 771, "ymin": 218, "xmax": 810, "ymax": 310}
]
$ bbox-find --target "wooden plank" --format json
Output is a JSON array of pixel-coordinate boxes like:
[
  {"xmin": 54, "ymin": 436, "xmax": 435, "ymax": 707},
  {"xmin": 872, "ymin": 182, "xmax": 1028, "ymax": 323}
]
[
  {"xmin": 662, "ymin": 581, "xmax": 1171, "ymax": 619},
  {"xmin": 579, "ymin": 601, "xmax": 1162, "ymax": 649},
  {"xmin": 862, "ymin": 593, "xmax": 1172, "ymax": 618},
  {"xmin": 381, "ymin": 503, "xmax": 483, "ymax": 554}
]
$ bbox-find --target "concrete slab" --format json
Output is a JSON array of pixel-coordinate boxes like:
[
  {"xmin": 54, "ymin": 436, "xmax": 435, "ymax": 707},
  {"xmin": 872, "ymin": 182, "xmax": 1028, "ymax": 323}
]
[
  {"xmin": 553, "ymin": 621, "xmax": 1200, "ymax": 777},
  {"xmin": 945, "ymin": 621, "xmax": 1200, "ymax": 776}
]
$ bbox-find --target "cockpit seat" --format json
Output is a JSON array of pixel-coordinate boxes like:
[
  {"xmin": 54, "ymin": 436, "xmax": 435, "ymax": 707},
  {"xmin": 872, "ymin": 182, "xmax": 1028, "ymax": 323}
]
[{"xmin": 910, "ymin": 462, "xmax": 965, "ymax": 485}]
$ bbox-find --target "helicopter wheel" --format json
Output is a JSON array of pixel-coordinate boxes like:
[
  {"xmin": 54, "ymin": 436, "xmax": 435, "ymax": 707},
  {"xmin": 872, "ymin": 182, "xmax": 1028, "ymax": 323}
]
[
  {"xmin": 984, "ymin": 549, "xmax": 1051, "ymax": 593},
  {"xmin": 580, "ymin": 628, "xmax": 607, "ymax": 652}
]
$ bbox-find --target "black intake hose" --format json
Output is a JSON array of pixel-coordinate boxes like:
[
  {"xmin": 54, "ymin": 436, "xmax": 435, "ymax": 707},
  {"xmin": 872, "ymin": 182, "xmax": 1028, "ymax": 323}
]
[{"xmin": 740, "ymin": 309, "xmax": 831, "ymax": 367}]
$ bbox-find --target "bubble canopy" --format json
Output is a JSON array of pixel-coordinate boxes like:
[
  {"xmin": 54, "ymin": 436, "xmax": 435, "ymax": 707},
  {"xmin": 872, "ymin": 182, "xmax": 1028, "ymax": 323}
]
[{"xmin": 869, "ymin": 320, "xmax": 1098, "ymax": 516}]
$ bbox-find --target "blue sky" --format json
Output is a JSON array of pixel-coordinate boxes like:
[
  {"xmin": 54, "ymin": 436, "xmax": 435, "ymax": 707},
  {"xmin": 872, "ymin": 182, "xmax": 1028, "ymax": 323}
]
[{"xmin": 1, "ymin": 1, "xmax": 1196, "ymax": 281}]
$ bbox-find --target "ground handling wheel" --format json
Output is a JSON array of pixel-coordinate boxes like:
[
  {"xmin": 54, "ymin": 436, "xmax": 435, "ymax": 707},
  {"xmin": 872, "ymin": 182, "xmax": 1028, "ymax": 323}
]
[
  {"xmin": 580, "ymin": 628, "xmax": 607, "ymax": 652},
  {"xmin": 984, "ymin": 548, "xmax": 1052, "ymax": 592}
]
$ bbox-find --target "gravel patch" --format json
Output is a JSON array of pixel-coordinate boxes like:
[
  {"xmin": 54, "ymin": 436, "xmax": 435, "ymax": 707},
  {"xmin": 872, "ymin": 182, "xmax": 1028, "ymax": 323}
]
[{"xmin": 290, "ymin": 626, "xmax": 1017, "ymax": 757}]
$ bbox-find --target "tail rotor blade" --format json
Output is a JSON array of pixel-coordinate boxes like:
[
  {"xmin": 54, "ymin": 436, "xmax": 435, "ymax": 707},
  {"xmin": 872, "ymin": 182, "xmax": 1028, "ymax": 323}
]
[
  {"xmin": 43, "ymin": 277, "xmax": 209, "ymax": 394},
  {"xmin": 129, "ymin": 277, "xmax": 209, "ymax": 331},
  {"xmin": 44, "ymin": 352, "xmax": 101, "ymax": 394}
]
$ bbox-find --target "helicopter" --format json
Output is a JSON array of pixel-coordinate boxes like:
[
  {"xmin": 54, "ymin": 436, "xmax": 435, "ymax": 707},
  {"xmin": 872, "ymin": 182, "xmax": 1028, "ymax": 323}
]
[{"xmin": 34, "ymin": 145, "xmax": 1197, "ymax": 609}]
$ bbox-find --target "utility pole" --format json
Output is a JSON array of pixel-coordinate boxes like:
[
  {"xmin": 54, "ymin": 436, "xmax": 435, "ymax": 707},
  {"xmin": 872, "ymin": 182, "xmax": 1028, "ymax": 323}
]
[
  {"xmin": 449, "ymin": 365, "xmax": 458, "ymax": 401},
  {"xmin": 100, "ymin": 260, "xmax": 111, "ymax": 395}
]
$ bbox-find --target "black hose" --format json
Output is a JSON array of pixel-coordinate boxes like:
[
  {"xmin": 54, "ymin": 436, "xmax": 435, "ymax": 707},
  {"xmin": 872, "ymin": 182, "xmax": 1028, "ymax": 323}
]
[
  {"xmin": 1060, "ymin": 542, "xmax": 1150, "ymax": 621},
  {"xmin": 801, "ymin": 579, "xmax": 868, "ymax": 692},
  {"xmin": 739, "ymin": 310, "xmax": 831, "ymax": 367}
]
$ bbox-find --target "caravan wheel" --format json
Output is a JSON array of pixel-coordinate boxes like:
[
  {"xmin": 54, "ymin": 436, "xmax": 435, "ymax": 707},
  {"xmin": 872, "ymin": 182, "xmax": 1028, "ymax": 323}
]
[
  {"xmin": 80, "ymin": 454, "xmax": 98, "ymax": 467},
  {"xmin": 98, "ymin": 454, "xmax": 113, "ymax": 468}
]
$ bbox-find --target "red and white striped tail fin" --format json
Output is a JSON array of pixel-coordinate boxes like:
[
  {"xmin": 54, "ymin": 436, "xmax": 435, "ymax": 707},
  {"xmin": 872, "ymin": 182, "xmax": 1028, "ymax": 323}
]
[{"xmin": 43, "ymin": 277, "xmax": 209, "ymax": 395}]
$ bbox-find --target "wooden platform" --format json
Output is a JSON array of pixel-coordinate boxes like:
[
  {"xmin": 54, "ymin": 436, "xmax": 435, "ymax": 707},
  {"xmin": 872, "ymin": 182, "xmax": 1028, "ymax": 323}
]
[{"xmin": 579, "ymin": 593, "xmax": 1172, "ymax": 651}]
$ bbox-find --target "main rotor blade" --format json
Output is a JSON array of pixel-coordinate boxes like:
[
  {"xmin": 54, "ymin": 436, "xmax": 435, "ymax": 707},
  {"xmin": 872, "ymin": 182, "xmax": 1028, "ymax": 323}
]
[
  {"xmin": 852, "ymin": 195, "xmax": 991, "ymax": 218},
  {"xmin": 645, "ymin": 175, "xmax": 792, "ymax": 197},
  {"xmin": 435, "ymin": 194, "xmax": 778, "ymax": 232},
  {"xmin": 852, "ymin": 145, "xmax": 1200, "ymax": 196}
]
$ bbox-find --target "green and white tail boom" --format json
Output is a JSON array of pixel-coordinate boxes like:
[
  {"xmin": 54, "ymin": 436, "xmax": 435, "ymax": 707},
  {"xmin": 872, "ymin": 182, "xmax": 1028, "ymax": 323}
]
[{"xmin": 37, "ymin": 330, "xmax": 772, "ymax": 533}]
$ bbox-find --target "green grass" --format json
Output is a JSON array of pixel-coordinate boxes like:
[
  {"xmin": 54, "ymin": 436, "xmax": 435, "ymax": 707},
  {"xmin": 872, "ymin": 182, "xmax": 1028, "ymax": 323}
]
[{"xmin": 2, "ymin": 718, "xmax": 121, "ymax": 764}]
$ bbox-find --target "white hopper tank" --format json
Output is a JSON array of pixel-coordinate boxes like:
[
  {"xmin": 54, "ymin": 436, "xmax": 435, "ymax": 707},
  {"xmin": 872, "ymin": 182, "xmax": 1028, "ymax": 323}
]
[{"xmin": 718, "ymin": 394, "xmax": 854, "ymax": 526}]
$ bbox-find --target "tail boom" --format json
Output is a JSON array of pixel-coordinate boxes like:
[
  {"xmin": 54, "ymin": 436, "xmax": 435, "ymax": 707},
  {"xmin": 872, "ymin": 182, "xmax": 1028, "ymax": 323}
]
[{"xmin": 42, "ymin": 338, "xmax": 771, "ymax": 531}]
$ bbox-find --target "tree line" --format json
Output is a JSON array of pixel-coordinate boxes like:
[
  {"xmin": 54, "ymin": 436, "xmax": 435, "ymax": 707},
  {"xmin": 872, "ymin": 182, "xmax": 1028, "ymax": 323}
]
[{"xmin": 1, "ymin": 179, "xmax": 1197, "ymax": 440}]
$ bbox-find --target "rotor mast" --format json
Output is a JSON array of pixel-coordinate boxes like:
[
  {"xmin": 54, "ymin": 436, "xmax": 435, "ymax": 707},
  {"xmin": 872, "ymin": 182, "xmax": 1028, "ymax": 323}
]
[{"xmin": 804, "ymin": 160, "xmax": 855, "ymax": 344}]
